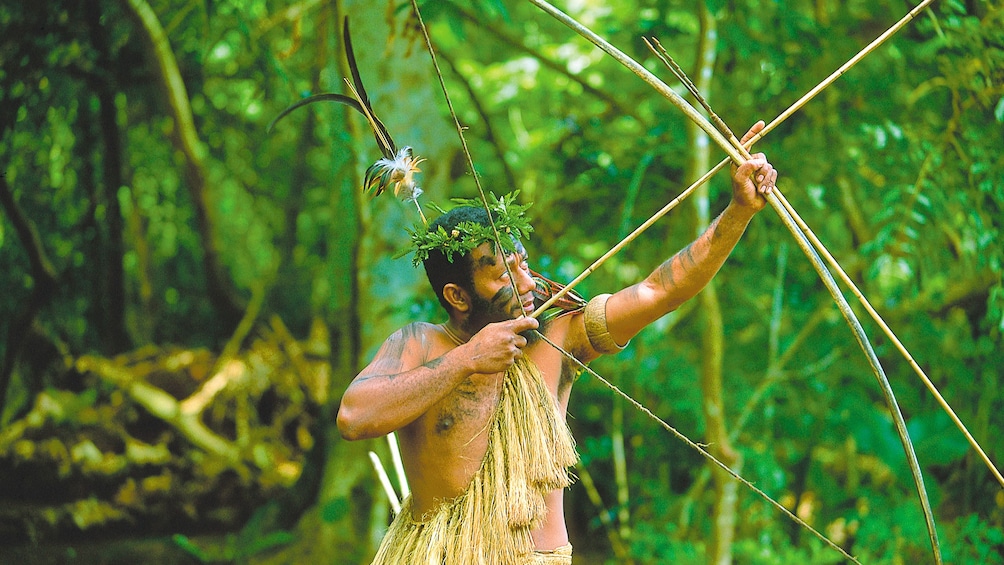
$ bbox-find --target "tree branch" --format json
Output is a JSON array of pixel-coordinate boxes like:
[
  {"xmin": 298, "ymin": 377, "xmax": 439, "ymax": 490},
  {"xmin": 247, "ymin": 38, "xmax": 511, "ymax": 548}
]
[
  {"xmin": 122, "ymin": 0, "xmax": 246, "ymax": 330},
  {"xmin": 435, "ymin": 48, "xmax": 519, "ymax": 191},
  {"xmin": 86, "ymin": 0, "xmax": 131, "ymax": 353},
  {"xmin": 0, "ymin": 175, "xmax": 59, "ymax": 412}
]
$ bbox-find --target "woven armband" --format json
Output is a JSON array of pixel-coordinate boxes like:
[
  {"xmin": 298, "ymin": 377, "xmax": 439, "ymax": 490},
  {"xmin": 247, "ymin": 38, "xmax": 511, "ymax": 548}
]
[{"xmin": 584, "ymin": 294, "xmax": 628, "ymax": 354}]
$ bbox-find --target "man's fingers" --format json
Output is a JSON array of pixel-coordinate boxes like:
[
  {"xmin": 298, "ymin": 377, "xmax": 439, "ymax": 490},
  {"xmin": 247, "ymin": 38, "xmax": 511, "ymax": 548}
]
[
  {"xmin": 512, "ymin": 316, "xmax": 539, "ymax": 332},
  {"xmin": 734, "ymin": 155, "xmax": 777, "ymax": 195},
  {"xmin": 739, "ymin": 120, "xmax": 766, "ymax": 146},
  {"xmin": 754, "ymin": 165, "xmax": 777, "ymax": 194},
  {"xmin": 736, "ymin": 156, "xmax": 767, "ymax": 178}
]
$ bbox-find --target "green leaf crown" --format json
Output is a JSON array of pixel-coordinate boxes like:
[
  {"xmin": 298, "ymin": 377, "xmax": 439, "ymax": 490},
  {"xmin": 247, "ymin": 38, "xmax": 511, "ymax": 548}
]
[{"xmin": 407, "ymin": 191, "xmax": 533, "ymax": 266}]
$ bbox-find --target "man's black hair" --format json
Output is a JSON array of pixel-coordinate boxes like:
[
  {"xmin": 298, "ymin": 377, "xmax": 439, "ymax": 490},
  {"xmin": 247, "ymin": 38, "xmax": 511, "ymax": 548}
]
[{"xmin": 422, "ymin": 206, "xmax": 492, "ymax": 311}]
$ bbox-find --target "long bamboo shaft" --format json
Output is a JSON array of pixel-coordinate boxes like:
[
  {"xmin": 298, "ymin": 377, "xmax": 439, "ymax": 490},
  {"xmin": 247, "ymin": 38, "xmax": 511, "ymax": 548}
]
[
  {"xmin": 654, "ymin": 0, "xmax": 1001, "ymax": 491},
  {"xmin": 526, "ymin": 0, "xmax": 942, "ymax": 562},
  {"xmin": 532, "ymin": 0, "xmax": 936, "ymax": 316}
]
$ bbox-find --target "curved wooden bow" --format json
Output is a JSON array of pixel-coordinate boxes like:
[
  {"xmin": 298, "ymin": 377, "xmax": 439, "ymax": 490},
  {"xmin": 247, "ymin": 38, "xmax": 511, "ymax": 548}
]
[{"xmin": 394, "ymin": 1, "xmax": 1004, "ymax": 563}]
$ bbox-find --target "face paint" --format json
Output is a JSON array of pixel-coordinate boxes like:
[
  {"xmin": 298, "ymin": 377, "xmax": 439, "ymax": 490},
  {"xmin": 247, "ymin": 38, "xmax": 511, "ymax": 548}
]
[
  {"xmin": 462, "ymin": 286, "xmax": 515, "ymax": 335},
  {"xmin": 462, "ymin": 284, "xmax": 543, "ymax": 346}
]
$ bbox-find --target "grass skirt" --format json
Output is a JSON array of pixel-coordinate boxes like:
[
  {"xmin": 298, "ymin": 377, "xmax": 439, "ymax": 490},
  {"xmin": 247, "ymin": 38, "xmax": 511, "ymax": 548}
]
[{"xmin": 370, "ymin": 357, "xmax": 577, "ymax": 565}]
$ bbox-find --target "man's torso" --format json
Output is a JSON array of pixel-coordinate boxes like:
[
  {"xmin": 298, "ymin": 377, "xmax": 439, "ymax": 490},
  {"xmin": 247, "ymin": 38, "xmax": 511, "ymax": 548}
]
[{"xmin": 397, "ymin": 312, "xmax": 591, "ymax": 548}]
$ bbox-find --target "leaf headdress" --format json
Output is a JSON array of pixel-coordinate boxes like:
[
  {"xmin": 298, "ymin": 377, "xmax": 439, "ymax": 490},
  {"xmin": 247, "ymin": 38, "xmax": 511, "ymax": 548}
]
[{"xmin": 407, "ymin": 191, "xmax": 533, "ymax": 266}]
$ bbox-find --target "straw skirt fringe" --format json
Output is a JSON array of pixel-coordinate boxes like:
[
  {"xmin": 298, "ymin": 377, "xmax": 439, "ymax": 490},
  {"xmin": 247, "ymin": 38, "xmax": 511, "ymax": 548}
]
[
  {"xmin": 530, "ymin": 544, "xmax": 573, "ymax": 565},
  {"xmin": 370, "ymin": 357, "xmax": 577, "ymax": 565}
]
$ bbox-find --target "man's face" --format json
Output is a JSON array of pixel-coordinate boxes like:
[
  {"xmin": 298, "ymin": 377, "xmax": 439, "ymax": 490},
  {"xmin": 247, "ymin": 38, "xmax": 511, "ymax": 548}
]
[{"xmin": 461, "ymin": 241, "xmax": 537, "ymax": 333}]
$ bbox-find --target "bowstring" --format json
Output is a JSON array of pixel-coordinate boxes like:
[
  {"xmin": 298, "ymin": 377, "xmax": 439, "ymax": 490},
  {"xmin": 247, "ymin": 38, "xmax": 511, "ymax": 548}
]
[
  {"xmin": 532, "ymin": 332, "xmax": 861, "ymax": 564},
  {"xmin": 407, "ymin": 0, "xmax": 521, "ymax": 297},
  {"xmin": 403, "ymin": 1, "xmax": 860, "ymax": 561}
]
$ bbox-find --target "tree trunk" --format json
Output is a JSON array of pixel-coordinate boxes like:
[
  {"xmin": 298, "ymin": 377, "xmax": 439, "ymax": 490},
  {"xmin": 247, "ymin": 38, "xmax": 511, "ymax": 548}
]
[
  {"xmin": 86, "ymin": 0, "xmax": 131, "ymax": 354},
  {"xmin": 0, "ymin": 176, "xmax": 59, "ymax": 413},
  {"xmin": 688, "ymin": 5, "xmax": 741, "ymax": 564}
]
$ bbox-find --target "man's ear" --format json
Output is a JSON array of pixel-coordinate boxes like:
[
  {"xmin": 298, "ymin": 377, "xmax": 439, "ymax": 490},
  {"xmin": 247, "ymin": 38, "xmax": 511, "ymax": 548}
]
[{"xmin": 443, "ymin": 283, "xmax": 470, "ymax": 313}]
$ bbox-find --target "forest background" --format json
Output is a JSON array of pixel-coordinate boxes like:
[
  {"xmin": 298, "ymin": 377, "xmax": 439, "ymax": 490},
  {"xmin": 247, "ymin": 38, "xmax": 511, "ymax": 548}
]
[{"xmin": 1, "ymin": 0, "xmax": 1002, "ymax": 563}]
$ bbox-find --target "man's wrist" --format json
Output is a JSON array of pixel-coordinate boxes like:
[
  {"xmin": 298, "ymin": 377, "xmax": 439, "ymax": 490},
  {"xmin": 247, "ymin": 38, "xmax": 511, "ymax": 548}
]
[{"xmin": 725, "ymin": 199, "xmax": 759, "ymax": 223}]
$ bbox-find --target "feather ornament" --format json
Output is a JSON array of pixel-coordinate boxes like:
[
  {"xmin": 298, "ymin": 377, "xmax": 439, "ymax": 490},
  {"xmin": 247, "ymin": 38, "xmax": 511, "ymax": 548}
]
[
  {"xmin": 268, "ymin": 19, "xmax": 428, "ymax": 223},
  {"xmin": 530, "ymin": 269, "xmax": 587, "ymax": 314},
  {"xmin": 364, "ymin": 146, "xmax": 426, "ymax": 203}
]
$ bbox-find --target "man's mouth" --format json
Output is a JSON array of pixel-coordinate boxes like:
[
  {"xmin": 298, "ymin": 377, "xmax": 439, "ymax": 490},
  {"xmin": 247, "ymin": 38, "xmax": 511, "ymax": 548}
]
[{"xmin": 521, "ymin": 299, "xmax": 535, "ymax": 315}]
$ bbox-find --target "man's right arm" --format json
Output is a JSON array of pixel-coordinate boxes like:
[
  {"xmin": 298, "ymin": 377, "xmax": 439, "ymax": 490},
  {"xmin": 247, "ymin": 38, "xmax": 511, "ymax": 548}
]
[
  {"xmin": 336, "ymin": 317, "xmax": 538, "ymax": 440},
  {"xmin": 337, "ymin": 323, "xmax": 472, "ymax": 441}
]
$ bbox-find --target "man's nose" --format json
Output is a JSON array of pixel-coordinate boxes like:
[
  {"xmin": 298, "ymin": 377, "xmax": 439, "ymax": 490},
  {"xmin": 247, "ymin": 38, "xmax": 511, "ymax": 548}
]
[{"xmin": 516, "ymin": 266, "xmax": 535, "ymax": 295}]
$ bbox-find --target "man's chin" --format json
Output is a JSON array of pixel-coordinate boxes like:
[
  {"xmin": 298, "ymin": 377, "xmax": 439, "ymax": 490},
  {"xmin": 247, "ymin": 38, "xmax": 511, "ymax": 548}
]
[{"xmin": 521, "ymin": 327, "xmax": 538, "ymax": 345}]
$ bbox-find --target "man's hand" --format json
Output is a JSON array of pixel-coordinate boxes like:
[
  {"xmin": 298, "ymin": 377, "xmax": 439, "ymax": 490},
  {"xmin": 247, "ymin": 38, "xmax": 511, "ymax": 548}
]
[
  {"xmin": 730, "ymin": 121, "xmax": 777, "ymax": 213},
  {"xmin": 464, "ymin": 317, "xmax": 539, "ymax": 375}
]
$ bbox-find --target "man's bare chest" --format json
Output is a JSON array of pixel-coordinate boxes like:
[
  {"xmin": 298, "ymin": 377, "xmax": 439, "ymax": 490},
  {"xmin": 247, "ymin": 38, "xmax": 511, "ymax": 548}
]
[{"xmin": 430, "ymin": 374, "xmax": 501, "ymax": 437}]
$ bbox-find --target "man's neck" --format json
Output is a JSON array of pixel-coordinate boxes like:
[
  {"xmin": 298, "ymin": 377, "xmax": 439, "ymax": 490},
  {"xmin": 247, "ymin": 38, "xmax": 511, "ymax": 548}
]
[{"xmin": 440, "ymin": 321, "xmax": 469, "ymax": 345}]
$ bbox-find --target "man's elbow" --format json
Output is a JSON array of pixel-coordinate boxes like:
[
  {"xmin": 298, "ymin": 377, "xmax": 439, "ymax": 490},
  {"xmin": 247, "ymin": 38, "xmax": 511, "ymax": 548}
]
[{"xmin": 336, "ymin": 402, "xmax": 371, "ymax": 441}]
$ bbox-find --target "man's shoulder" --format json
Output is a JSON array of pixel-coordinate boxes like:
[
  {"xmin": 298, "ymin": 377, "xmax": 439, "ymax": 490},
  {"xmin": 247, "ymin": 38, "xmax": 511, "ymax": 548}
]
[
  {"xmin": 539, "ymin": 309, "xmax": 593, "ymax": 356},
  {"xmin": 391, "ymin": 321, "xmax": 442, "ymax": 341},
  {"xmin": 540, "ymin": 308, "xmax": 580, "ymax": 336},
  {"xmin": 381, "ymin": 322, "xmax": 454, "ymax": 363}
]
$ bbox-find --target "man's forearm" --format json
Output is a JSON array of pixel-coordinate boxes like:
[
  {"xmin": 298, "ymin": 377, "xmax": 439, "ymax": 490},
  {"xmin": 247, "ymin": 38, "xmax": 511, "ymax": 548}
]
[
  {"xmin": 604, "ymin": 201, "xmax": 756, "ymax": 343},
  {"xmin": 338, "ymin": 346, "xmax": 475, "ymax": 440},
  {"xmin": 651, "ymin": 201, "xmax": 754, "ymax": 310}
]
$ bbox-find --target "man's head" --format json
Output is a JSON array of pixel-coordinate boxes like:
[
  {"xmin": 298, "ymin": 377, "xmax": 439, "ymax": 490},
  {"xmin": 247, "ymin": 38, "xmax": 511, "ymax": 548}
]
[
  {"xmin": 422, "ymin": 205, "xmax": 487, "ymax": 311},
  {"xmin": 422, "ymin": 206, "xmax": 537, "ymax": 333}
]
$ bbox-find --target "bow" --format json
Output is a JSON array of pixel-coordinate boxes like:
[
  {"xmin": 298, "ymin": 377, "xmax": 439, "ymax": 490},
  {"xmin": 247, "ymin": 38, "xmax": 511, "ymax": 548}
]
[
  {"xmin": 522, "ymin": 4, "xmax": 1004, "ymax": 506},
  {"xmin": 521, "ymin": 0, "xmax": 1004, "ymax": 563},
  {"xmin": 333, "ymin": 1, "xmax": 1000, "ymax": 562}
]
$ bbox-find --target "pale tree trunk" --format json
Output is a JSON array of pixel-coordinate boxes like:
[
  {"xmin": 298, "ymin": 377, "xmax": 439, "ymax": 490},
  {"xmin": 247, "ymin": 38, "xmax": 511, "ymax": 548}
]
[
  {"xmin": 258, "ymin": 1, "xmax": 461, "ymax": 562},
  {"xmin": 686, "ymin": 4, "xmax": 741, "ymax": 565}
]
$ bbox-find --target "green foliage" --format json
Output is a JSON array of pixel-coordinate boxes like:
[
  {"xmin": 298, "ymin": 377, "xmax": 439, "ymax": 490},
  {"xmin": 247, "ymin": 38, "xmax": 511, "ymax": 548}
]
[
  {"xmin": 320, "ymin": 496, "xmax": 351, "ymax": 523},
  {"xmin": 171, "ymin": 501, "xmax": 297, "ymax": 564},
  {"xmin": 406, "ymin": 191, "xmax": 534, "ymax": 265},
  {"xmin": 944, "ymin": 514, "xmax": 1004, "ymax": 565},
  {"xmin": 1, "ymin": 0, "xmax": 1002, "ymax": 562},
  {"xmin": 731, "ymin": 538, "xmax": 847, "ymax": 565}
]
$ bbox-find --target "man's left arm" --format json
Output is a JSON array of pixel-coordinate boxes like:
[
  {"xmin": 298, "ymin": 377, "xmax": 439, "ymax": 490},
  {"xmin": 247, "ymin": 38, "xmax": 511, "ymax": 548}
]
[{"xmin": 601, "ymin": 121, "xmax": 777, "ymax": 348}]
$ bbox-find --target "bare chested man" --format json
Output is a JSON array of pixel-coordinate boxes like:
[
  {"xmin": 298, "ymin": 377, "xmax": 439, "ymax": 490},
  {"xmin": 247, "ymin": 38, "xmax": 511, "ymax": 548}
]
[{"xmin": 338, "ymin": 122, "xmax": 777, "ymax": 563}]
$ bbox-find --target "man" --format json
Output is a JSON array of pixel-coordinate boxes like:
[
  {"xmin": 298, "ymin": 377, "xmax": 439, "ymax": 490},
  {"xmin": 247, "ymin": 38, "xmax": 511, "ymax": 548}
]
[{"xmin": 337, "ymin": 122, "xmax": 777, "ymax": 564}]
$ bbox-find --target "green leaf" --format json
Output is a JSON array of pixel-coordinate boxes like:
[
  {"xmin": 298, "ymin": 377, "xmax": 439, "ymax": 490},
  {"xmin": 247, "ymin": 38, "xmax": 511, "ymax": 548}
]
[
  {"xmin": 907, "ymin": 410, "xmax": 969, "ymax": 467},
  {"xmin": 320, "ymin": 497, "xmax": 350, "ymax": 523},
  {"xmin": 241, "ymin": 531, "xmax": 296, "ymax": 557},
  {"xmin": 172, "ymin": 534, "xmax": 211, "ymax": 562}
]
